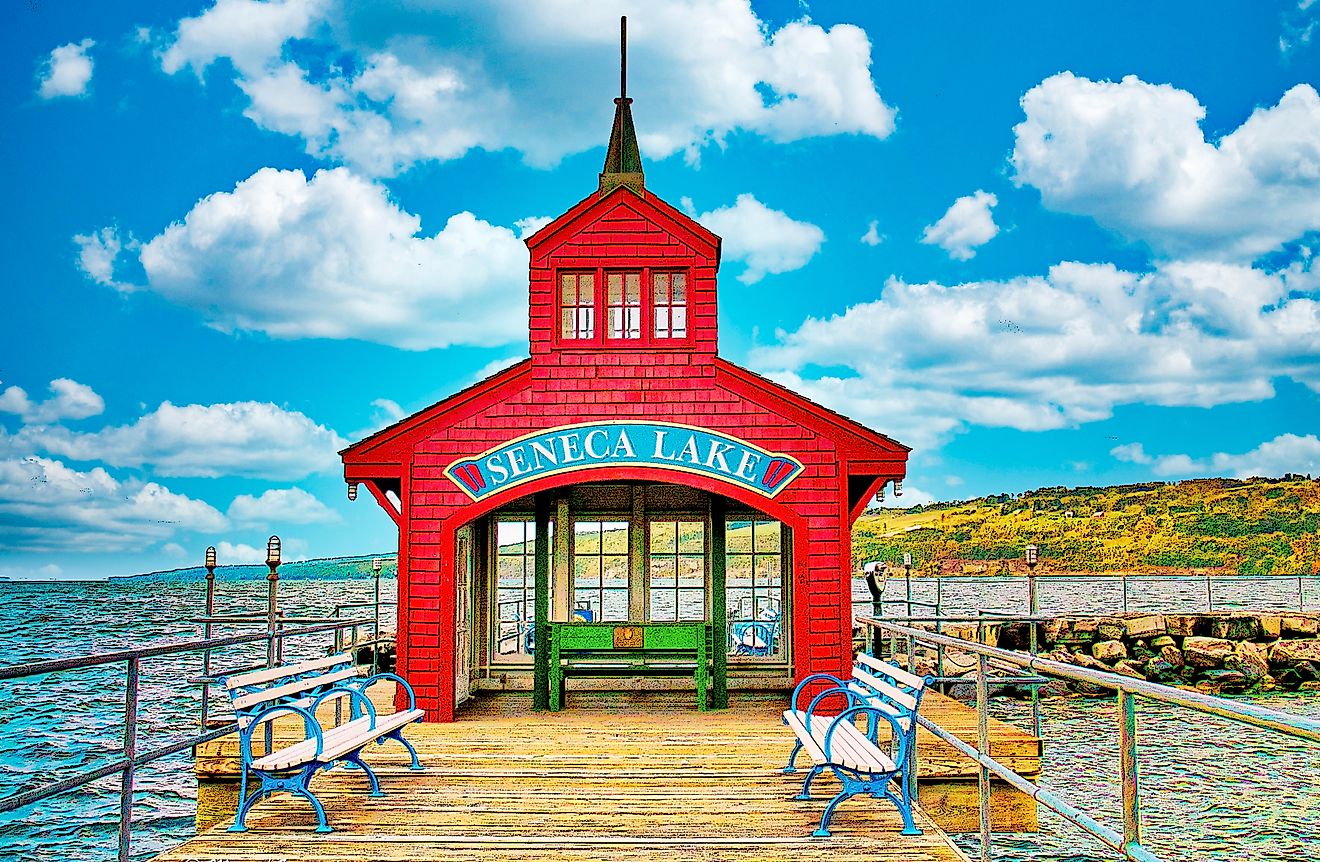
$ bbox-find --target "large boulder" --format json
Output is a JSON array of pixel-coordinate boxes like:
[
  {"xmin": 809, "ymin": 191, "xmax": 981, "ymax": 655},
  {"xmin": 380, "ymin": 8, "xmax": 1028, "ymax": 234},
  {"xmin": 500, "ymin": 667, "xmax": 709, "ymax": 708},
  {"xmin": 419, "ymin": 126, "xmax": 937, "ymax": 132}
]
[
  {"xmin": 1093, "ymin": 640, "xmax": 1128, "ymax": 663},
  {"xmin": 1224, "ymin": 641, "xmax": 1272, "ymax": 689},
  {"xmin": 1069, "ymin": 649, "xmax": 1112, "ymax": 672},
  {"xmin": 1112, "ymin": 659, "xmax": 1147, "ymax": 680},
  {"xmin": 1196, "ymin": 669, "xmax": 1249, "ymax": 695},
  {"xmin": 1184, "ymin": 636, "xmax": 1235, "ymax": 668},
  {"xmin": 1259, "ymin": 615, "xmax": 1282, "ymax": 639},
  {"xmin": 1123, "ymin": 614, "xmax": 1166, "ymax": 639},
  {"xmin": 1144, "ymin": 657, "xmax": 1180, "ymax": 684},
  {"xmin": 1281, "ymin": 616, "xmax": 1320, "ymax": 638},
  {"xmin": 1164, "ymin": 614, "xmax": 1200, "ymax": 637},
  {"xmin": 1210, "ymin": 615, "xmax": 1262, "ymax": 641},
  {"xmin": 1097, "ymin": 617, "xmax": 1127, "ymax": 641},
  {"xmin": 1131, "ymin": 640, "xmax": 1155, "ymax": 661},
  {"xmin": 1151, "ymin": 635, "xmax": 1177, "ymax": 651},
  {"xmin": 1268, "ymin": 639, "xmax": 1320, "ymax": 663},
  {"xmin": 1159, "ymin": 645, "xmax": 1185, "ymax": 668}
]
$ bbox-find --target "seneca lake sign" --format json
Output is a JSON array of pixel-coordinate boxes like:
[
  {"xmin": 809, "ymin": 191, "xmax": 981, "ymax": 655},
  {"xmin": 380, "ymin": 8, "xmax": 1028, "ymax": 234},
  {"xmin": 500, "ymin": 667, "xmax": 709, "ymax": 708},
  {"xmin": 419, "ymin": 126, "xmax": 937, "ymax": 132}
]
[{"xmin": 444, "ymin": 421, "xmax": 805, "ymax": 501}]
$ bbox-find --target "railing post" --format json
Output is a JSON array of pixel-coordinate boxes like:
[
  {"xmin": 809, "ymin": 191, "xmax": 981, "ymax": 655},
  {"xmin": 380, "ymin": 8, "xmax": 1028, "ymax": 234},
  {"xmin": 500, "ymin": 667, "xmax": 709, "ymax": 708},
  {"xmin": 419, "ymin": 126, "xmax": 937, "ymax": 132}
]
[
  {"xmin": 1121, "ymin": 572, "xmax": 1129, "ymax": 614},
  {"xmin": 935, "ymin": 576, "xmax": 945, "ymax": 694},
  {"xmin": 1206, "ymin": 572, "xmax": 1213, "ymax": 612},
  {"xmin": 373, "ymin": 557, "xmax": 384, "ymax": 675},
  {"xmin": 1119, "ymin": 688, "xmax": 1142, "ymax": 855},
  {"xmin": 1300, "ymin": 574, "xmax": 1306, "ymax": 612},
  {"xmin": 976, "ymin": 652, "xmax": 991, "ymax": 862},
  {"xmin": 118, "ymin": 657, "xmax": 139, "ymax": 862}
]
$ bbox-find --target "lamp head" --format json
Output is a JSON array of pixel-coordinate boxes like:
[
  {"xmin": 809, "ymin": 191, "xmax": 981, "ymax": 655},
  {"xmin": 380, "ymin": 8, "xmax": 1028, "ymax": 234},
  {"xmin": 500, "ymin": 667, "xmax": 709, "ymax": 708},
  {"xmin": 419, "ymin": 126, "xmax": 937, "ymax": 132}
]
[
  {"xmin": 205, "ymin": 546, "xmax": 216, "ymax": 569},
  {"xmin": 267, "ymin": 535, "xmax": 281, "ymax": 566},
  {"xmin": 903, "ymin": 552, "xmax": 913, "ymax": 567},
  {"xmin": 372, "ymin": 557, "xmax": 382, "ymax": 573},
  {"xmin": 347, "ymin": 482, "xmax": 358, "ymax": 501},
  {"xmin": 1025, "ymin": 544, "xmax": 1039, "ymax": 565}
]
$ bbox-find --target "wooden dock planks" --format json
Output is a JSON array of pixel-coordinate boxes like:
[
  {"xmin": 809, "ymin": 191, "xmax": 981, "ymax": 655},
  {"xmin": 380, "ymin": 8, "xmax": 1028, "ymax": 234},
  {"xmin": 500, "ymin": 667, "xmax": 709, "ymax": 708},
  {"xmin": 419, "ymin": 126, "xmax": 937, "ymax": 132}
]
[{"xmin": 161, "ymin": 690, "xmax": 1038, "ymax": 862}]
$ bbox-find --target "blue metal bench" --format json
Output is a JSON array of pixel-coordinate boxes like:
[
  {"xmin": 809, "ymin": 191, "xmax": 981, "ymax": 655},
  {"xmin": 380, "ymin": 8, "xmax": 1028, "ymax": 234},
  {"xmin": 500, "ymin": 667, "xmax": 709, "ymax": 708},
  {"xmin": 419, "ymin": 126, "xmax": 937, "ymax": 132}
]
[
  {"xmin": 782, "ymin": 652, "xmax": 934, "ymax": 837},
  {"xmin": 221, "ymin": 653, "xmax": 424, "ymax": 833}
]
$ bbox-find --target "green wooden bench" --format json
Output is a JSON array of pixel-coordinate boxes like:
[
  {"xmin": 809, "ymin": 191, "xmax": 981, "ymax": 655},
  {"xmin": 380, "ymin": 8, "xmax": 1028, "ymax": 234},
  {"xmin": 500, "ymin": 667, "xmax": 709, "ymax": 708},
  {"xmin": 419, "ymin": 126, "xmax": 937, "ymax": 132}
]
[{"xmin": 547, "ymin": 621, "xmax": 713, "ymax": 710}]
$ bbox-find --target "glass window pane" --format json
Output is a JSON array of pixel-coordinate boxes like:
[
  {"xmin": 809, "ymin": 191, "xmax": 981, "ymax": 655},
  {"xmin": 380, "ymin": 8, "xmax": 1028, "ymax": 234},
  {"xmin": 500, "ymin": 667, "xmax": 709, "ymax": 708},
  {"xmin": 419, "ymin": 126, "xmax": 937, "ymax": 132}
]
[
  {"xmin": 672, "ymin": 274, "xmax": 686, "ymax": 302},
  {"xmin": 727, "ymin": 587, "xmax": 752, "ymax": 620},
  {"xmin": 561, "ymin": 309, "xmax": 576, "ymax": 338},
  {"xmin": 602, "ymin": 590, "xmax": 629, "ymax": 621},
  {"xmin": 678, "ymin": 555, "xmax": 704, "ymax": 589},
  {"xmin": 497, "ymin": 520, "xmax": 527, "ymax": 551},
  {"xmin": 654, "ymin": 273, "xmax": 669, "ymax": 302},
  {"xmin": 754, "ymin": 555, "xmax": 780, "ymax": 587},
  {"xmin": 496, "ymin": 557, "xmax": 525, "ymax": 589},
  {"xmin": 561, "ymin": 275, "xmax": 575, "ymax": 304},
  {"xmin": 650, "ymin": 521, "xmax": 676, "ymax": 554},
  {"xmin": 574, "ymin": 590, "xmax": 599, "ymax": 619},
  {"xmin": 580, "ymin": 273, "xmax": 594, "ymax": 301},
  {"xmin": 754, "ymin": 521, "xmax": 781, "ymax": 553},
  {"xmin": 677, "ymin": 522, "xmax": 704, "ymax": 553},
  {"xmin": 677, "ymin": 589, "xmax": 705, "ymax": 620},
  {"xmin": 650, "ymin": 591, "xmax": 677, "ymax": 621},
  {"xmin": 672, "ymin": 307, "xmax": 687, "ymax": 336},
  {"xmin": 655, "ymin": 307, "xmax": 670, "ymax": 336},
  {"xmin": 625, "ymin": 306, "xmax": 640, "ymax": 337},
  {"xmin": 607, "ymin": 273, "xmax": 622, "ymax": 304},
  {"xmin": 601, "ymin": 522, "xmax": 629, "ymax": 554},
  {"xmin": 603, "ymin": 556, "xmax": 628, "ymax": 589},
  {"xmin": 574, "ymin": 556, "xmax": 601, "ymax": 588},
  {"xmin": 649, "ymin": 557, "xmax": 677, "ymax": 587},
  {"xmin": 625, "ymin": 272, "xmax": 641, "ymax": 301},
  {"xmin": 727, "ymin": 521, "xmax": 753, "ymax": 554}
]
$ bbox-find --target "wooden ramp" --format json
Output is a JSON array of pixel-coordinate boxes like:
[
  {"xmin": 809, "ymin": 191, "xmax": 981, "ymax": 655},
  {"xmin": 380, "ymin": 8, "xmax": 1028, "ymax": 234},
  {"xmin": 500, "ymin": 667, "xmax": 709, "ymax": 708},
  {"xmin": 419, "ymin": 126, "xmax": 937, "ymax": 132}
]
[{"xmin": 158, "ymin": 692, "xmax": 1036, "ymax": 862}]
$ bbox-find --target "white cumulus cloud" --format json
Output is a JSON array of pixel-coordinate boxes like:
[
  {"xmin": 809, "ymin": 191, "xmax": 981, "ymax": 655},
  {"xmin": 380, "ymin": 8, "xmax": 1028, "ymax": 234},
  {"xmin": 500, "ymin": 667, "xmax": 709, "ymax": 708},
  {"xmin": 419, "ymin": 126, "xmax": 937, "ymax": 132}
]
[
  {"xmin": 1112, "ymin": 434, "xmax": 1320, "ymax": 478},
  {"xmin": 228, "ymin": 487, "xmax": 340, "ymax": 526},
  {"xmin": 1013, "ymin": 73, "xmax": 1320, "ymax": 260},
  {"xmin": 752, "ymin": 258, "xmax": 1320, "ymax": 451},
  {"xmin": 159, "ymin": 1, "xmax": 895, "ymax": 176},
  {"xmin": 0, "ymin": 457, "xmax": 227, "ymax": 553},
  {"xmin": 688, "ymin": 194, "xmax": 825, "ymax": 284},
  {"xmin": 26, "ymin": 401, "xmax": 347, "ymax": 480},
  {"xmin": 101, "ymin": 167, "xmax": 530, "ymax": 350},
  {"xmin": 860, "ymin": 220, "xmax": 885, "ymax": 247},
  {"xmin": 0, "ymin": 379, "xmax": 105, "ymax": 425},
  {"xmin": 38, "ymin": 39, "xmax": 95, "ymax": 99},
  {"xmin": 920, "ymin": 190, "xmax": 999, "ymax": 260}
]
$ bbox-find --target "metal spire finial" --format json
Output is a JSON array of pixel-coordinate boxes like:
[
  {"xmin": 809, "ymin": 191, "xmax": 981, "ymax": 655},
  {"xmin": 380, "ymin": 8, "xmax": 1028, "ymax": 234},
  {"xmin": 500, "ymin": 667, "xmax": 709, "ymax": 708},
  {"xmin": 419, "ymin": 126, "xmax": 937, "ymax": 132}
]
[{"xmin": 599, "ymin": 14, "xmax": 644, "ymax": 196}]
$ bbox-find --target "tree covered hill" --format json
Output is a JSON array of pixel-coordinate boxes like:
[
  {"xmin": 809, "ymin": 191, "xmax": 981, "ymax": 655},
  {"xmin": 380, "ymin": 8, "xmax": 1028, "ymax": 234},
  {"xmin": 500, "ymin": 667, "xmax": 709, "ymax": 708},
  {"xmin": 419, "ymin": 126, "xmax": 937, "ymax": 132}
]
[{"xmin": 854, "ymin": 476, "xmax": 1320, "ymax": 576}]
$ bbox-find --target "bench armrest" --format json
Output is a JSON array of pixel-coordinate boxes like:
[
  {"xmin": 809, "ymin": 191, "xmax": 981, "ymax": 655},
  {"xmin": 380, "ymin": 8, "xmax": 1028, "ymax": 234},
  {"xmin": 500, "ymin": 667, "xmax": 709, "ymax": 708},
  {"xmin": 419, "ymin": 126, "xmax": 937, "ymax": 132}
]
[
  {"xmin": 239, "ymin": 704, "xmax": 323, "ymax": 764},
  {"xmin": 789, "ymin": 673, "xmax": 847, "ymax": 712},
  {"xmin": 350, "ymin": 673, "xmax": 418, "ymax": 712},
  {"xmin": 309, "ymin": 685, "xmax": 378, "ymax": 725}
]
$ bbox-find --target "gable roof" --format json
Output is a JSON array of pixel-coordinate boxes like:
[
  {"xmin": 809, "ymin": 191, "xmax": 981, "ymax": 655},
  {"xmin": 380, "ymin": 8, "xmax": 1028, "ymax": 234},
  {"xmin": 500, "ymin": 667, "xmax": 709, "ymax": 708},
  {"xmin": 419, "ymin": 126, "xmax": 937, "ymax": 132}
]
[{"xmin": 524, "ymin": 185, "xmax": 721, "ymax": 262}]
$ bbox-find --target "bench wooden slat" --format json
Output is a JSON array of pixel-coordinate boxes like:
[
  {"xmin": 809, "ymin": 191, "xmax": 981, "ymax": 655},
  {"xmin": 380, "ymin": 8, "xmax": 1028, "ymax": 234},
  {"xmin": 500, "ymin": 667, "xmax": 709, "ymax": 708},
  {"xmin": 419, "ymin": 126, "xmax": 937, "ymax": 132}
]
[
  {"xmin": 782, "ymin": 709, "xmax": 897, "ymax": 773},
  {"xmin": 226, "ymin": 654, "xmax": 351, "ymax": 691},
  {"xmin": 856, "ymin": 652, "xmax": 928, "ymax": 690},
  {"xmin": 231, "ymin": 666, "xmax": 360, "ymax": 711},
  {"xmin": 852, "ymin": 668, "xmax": 919, "ymax": 711}
]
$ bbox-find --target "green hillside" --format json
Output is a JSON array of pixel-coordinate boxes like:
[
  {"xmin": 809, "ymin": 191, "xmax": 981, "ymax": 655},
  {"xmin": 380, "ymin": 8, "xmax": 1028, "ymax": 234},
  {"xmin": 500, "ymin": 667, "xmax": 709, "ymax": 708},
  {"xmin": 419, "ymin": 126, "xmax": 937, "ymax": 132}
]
[{"xmin": 854, "ymin": 476, "xmax": 1320, "ymax": 576}]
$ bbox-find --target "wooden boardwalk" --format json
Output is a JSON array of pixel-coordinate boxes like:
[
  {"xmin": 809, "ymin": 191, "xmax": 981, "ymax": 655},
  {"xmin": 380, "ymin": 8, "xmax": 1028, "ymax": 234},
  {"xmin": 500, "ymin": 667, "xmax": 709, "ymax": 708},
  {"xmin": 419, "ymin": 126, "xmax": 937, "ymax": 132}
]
[{"xmin": 159, "ymin": 691, "xmax": 1037, "ymax": 862}]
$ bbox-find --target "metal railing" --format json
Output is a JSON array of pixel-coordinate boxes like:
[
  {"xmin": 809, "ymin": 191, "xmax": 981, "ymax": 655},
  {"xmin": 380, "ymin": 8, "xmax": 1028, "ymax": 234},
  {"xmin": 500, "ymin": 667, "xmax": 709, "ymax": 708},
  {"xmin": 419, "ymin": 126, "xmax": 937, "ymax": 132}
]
[
  {"xmin": 0, "ymin": 618, "xmax": 371, "ymax": 862},
  {"xmin": 859, "ymin": 616, "xmax": 1320, "ymax": 862},
  {"xmin": 867, "ymin": 571, "xmax": 1316, "ymax": 617}
]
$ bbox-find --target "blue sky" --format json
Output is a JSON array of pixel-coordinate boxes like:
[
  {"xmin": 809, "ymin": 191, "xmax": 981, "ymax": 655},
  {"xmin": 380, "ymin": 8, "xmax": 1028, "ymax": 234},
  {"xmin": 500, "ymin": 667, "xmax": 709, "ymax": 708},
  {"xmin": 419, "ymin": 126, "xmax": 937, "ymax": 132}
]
[{"xmin": 3, "ymin": 1, "xmax": 1318, "ymax": 580}]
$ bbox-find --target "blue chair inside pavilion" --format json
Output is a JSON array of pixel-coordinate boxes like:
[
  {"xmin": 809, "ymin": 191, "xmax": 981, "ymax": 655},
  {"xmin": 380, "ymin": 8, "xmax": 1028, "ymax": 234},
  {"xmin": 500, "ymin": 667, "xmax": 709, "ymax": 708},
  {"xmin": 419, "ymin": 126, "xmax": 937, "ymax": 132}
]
[
  {"xmin": 524, "ymin": 605, "xmax": 594, "ymax": 655},
  {"xmin": 731, "ymin": 606, "xmax": 781, "ymax": 657}
]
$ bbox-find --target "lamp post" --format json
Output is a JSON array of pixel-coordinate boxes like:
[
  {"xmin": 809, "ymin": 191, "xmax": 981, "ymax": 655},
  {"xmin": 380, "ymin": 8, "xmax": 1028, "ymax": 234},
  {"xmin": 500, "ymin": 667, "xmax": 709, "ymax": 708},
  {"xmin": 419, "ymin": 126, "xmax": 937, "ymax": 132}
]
[
  {"xmin": 903, "ymin": 552, "xmax": 914, "ymax": 618},
  {"xmin": 201, "ymin": 546, "xmax": 217, "ymax": 729},
  {"xmin": 266, "ymin": 536, "xmax": 281, "ymax": 669},
  {"xmin": 372, "ymin": 557, "xmax": 383, "ymax": 674},
  {"xmin": 1025, "ymin": 544, "xmax": 1039, "ymax": 616}
]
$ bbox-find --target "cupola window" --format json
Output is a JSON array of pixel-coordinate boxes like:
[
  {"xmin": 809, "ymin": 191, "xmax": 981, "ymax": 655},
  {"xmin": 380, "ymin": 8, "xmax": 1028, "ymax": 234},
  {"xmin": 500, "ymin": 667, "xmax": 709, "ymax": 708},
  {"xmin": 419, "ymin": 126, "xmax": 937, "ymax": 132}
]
[
  {"xmin": 652, "ymin": 272, "xmax": 687, "ymax": 339},
  {"xmin": 606, "ymin": 272, "xmax": 643, "ymax": 339},
  {"xmin": 560, "ymin": 272, "xmax": 596, "ymax": 340}
]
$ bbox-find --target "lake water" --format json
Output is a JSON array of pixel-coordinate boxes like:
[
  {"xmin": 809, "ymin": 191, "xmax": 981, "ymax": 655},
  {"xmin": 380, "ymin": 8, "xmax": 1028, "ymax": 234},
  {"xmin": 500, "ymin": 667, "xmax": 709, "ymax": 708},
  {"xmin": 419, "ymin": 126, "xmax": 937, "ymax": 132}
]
[{"xmin": 0, "ymin": 575, "xmax": 1316, "ymax": 861}]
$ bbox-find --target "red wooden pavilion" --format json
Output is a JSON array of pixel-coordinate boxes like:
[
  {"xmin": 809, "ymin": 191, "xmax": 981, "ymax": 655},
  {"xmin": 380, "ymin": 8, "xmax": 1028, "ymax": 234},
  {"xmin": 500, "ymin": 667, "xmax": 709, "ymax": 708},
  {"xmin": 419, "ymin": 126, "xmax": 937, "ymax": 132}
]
[{"xmin": 341, "ymin": 62, "xmax": 908, "ymax": 722}]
